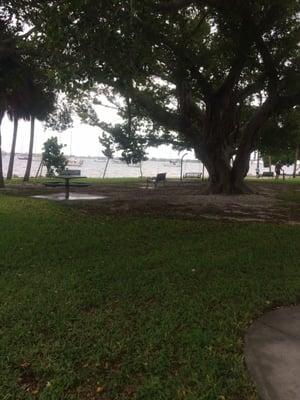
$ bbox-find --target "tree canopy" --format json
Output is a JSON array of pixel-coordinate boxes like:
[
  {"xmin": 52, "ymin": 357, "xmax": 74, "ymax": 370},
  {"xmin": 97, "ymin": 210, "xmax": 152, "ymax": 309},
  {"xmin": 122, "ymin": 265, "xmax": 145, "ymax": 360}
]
[
  {"xmin": 42, "ymin": 136, "xmax": 67, "ymax": 177},
  {"xmin": 258, "ymin": 107, "xmax": 300, "ymax": 168},
  {"xmin": 2, "ymin": 0, "xmax": 300, "ymax": 192}
]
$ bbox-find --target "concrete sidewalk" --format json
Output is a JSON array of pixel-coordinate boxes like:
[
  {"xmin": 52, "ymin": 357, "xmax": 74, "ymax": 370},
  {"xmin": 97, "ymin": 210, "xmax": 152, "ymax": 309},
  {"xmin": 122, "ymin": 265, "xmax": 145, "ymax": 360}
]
[{"xmin": 245, "ymin": 305, "xmax": 300, "ymax": 400}]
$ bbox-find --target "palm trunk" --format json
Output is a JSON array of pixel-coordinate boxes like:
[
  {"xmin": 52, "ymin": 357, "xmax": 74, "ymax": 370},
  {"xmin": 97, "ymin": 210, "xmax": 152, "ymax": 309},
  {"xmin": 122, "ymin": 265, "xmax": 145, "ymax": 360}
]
[
  {"xmin": 7, "ymin": 116, "xmax": 19, "ymax": 180},
  {"xmin": 102, "ymin": 157, "xmax": 110, "ymax": 179},
  {"xmin": 0, "ymin": 111, "xmax": 5, "ymax": 188},
  {"xmin": 23, "ymin": 116, "xmax": 35, "ymax": 182}
]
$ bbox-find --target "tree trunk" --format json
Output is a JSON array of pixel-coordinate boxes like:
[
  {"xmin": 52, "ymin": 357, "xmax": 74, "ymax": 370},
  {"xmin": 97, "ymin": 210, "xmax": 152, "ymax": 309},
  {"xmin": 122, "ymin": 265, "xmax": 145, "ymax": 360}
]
[
  {"xmin": 0, "ymin": 112, "xmax": 5, "ymax": 188},
  {"xmin": 268, "ymin": 155, "xmax": 272, "ymax": 173},
  {"xmin": 139, "ymin": 162, "xmax": 143, "ymax": 178},
  {"xmin": 207, "ymin": 162, "xmax": 251, "ymax": 194},
  {"xmin": 102, "ymin": 157, "xmax": 110, "ymax": 178},
  {"xmin": 7, "ymin": 116, "xmax": 19, "ymax": 180},
  {"xmin": 200, "ymin": 148, "xmax": 252, "ymax": 195},
  {"xmin": 23, "ymin": 116, "xmax": 35, "ymax": 182},
  {"xmin": 293, "ymin": 146, "xmax": 299, "ymax": 178}
]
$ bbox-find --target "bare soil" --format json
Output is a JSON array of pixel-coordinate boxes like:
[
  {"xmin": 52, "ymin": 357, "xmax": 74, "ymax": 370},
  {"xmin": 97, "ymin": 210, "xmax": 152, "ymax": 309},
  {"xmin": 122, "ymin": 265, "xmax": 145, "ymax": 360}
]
[{"xmin": 4, "ymin": 180, "xmax": 299, "ymax": 224}]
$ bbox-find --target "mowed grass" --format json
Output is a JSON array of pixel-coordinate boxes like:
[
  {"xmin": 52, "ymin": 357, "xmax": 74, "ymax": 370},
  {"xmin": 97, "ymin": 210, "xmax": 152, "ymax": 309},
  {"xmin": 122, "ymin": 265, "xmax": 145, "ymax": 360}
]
[{"xmin": 0, "ymin": 195, "xmax": 299, "ymax": 400}]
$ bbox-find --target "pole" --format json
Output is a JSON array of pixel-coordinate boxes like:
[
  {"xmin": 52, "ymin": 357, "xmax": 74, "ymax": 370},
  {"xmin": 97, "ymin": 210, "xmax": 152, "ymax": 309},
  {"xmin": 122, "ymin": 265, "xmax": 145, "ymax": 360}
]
[{"xmin": 180, "ymin": 153, "xmax": 188, "ymax": 181}]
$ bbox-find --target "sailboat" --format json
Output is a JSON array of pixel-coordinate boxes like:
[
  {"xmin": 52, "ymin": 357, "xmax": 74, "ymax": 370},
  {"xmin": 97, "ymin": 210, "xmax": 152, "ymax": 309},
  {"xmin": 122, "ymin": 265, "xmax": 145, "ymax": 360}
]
[
  {"xmin": 67, "ymin": 156, "xmax": 83, "ymax": 167},
  {"xmin": 66, "ymin": 131, "xmax": 83, "ymax": 167}
]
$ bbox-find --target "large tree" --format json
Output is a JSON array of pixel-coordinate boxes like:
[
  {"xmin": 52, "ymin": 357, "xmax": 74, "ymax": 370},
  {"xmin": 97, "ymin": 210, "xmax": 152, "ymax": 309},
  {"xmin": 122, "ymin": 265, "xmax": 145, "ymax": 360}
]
[{"xmin": 6, "ymin": 0, "xmax": 300, "ymax": 193}]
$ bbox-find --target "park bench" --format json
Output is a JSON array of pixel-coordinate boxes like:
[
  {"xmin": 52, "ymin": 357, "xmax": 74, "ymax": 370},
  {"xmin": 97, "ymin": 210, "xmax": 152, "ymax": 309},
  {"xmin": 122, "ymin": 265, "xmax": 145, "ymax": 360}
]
[
  {"xmin": 261, "ymin": 171, "xmax": 274, "ymax": 178},
  {"xmin": 146, "ymin": 172, "xmax": 167, "ymax": 188},
  {"xmin": 183, "ymin": 172, "xmax": 202, "ymax": 179},
  {"xmin": 62, "ymin": 169, "xmax": 81, "ymax": 176}
]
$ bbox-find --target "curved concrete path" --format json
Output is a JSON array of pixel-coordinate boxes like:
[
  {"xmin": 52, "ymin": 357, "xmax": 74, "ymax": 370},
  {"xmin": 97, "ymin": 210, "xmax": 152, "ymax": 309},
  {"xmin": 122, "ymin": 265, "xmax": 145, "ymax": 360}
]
[{"xmin": 245, "ymin": 305, "xmax": 300, "ymax": 400}]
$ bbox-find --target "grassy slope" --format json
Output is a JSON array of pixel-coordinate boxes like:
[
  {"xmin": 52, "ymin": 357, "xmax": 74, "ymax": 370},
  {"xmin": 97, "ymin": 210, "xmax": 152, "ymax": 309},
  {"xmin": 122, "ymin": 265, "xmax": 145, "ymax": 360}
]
[{"xmin": 0, "ymin": 195, "xmax": 299, "ymax": 399}]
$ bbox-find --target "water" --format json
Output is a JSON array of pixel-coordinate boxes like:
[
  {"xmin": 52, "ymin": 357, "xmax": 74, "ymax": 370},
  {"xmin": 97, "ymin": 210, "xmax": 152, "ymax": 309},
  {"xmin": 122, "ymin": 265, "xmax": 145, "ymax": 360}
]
[{"xmin": 2, "ymin": 153, "xmax": 297, "ymax": 179}]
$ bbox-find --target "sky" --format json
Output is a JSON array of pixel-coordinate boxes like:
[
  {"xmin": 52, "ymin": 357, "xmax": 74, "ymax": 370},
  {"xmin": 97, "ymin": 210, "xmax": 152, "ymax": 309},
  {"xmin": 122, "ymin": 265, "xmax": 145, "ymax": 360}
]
[{"xmin": 1, "ymin": 106, "xmax": 196, "ymax": 160}]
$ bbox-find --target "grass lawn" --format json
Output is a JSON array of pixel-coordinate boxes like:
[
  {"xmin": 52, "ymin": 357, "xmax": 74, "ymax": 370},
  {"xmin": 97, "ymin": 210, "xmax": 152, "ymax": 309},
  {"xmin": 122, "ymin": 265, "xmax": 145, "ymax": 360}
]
[{"xmin": 0, "ymin": 195, "xmax": 299, "ymax": 399}]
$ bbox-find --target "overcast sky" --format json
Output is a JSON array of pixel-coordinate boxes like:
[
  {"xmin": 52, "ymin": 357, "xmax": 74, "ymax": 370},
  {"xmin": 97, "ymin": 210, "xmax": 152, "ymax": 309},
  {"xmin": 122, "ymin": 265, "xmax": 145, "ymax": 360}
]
[{"xmin": 1, "ymin": 106, "xmax": 196, "ymax": 160}]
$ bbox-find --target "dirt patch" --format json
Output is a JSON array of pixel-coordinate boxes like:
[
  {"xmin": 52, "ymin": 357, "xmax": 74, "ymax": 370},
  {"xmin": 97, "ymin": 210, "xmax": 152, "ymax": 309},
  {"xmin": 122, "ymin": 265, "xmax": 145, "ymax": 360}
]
[
  {"xmin": 18, "ymin": 362, "xmax": 41, "ymax": 395},
  {"xmin": 4, "ymin": 180, "xmax": 300, "ymax": 224},
  {"xmin": 81, "ymin": 181, "xmax": 298, "ymax": 223}
]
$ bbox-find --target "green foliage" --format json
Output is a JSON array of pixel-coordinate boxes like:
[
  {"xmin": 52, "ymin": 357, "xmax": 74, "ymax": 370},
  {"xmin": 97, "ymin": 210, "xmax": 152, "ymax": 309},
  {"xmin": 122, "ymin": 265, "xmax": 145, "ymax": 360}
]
[
  {"xmin": 107, "ymin": 122, "xmax": 148, "ymax": 165},
  {"xmin": 45, "ymin": 101, "xmax": 73, "ymax": 132},
  {"xmin": 77, "ymin": 98, "xmax": 148, "ymax": 165},
  {"xmin": 98, "ymin": 133, "xmax": 115, "ymax": 159},
  {"xmin": 258, "ymin": 107, "xmax": 300, "ymax": 164},
  {"xmin": 42, "ymin": 136, "xmax": 67, "ymax": 176}
]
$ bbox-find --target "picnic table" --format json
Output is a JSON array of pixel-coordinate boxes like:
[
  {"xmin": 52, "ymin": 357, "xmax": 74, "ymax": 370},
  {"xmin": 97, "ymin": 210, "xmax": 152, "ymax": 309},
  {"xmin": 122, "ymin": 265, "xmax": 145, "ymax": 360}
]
[{"xmin": 44, "ymin": 170, "xmax": 90, "ymax": 200}]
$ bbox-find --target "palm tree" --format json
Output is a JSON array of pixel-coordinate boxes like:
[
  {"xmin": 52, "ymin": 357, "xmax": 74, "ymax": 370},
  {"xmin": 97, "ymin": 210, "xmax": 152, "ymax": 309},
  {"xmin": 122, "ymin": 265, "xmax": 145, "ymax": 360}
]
[
  {"xmin": 6, "ymin": 115, "xmax": 19, "ymax": 180},
  {"xmin": 0, "ymin": 25, "xmax": 33, "ymax": 186},
  {"xmin": 23, "ymin": 81, "xmax": 55, "ymax": 182},
  {"xmin": 6, "ymin": 99, "xmax": 31, "ymax": 179},
  {"xmin": 23, "ymin": 116, "xmax": 35, "ymax": 181}
]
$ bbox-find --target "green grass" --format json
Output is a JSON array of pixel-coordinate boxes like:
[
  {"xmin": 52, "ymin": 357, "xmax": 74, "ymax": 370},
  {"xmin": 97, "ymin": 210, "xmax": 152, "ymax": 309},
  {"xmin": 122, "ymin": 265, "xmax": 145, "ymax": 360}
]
[
  {"xmin": 246, "ymin": 176, "xmax": 300, "ymax": 185},
  {"xmin": 0, "ymin": 195, "xmax": 300, "ymax": 399}
]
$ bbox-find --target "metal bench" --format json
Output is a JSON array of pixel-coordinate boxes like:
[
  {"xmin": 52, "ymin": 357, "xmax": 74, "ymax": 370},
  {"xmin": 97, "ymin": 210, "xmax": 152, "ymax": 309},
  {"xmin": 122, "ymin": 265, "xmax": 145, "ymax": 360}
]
[
  {"xmin": 183, "ymin": 172, "xmax": 202, "ymax": 179},
  {"xmin": 261, "ymin": 171, "xmax": 274, "ymax": 178},
  {"xmin": 62, "ymin": 169, "xmax": 81, "ymax": 176},
  {"xmin": 146, "ymin": 172, "xmax": 167, "ymax": 188}
]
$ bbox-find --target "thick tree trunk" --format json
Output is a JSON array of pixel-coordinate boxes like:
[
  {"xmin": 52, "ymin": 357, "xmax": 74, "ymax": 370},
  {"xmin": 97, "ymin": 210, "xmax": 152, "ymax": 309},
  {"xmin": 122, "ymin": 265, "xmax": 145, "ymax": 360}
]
[
  {"xmin": 23, "ymin": 116, "xmax": 35, "ymax": 182},
  {"xmin": 206, "ymin": 160, "xmax": 251, "ymax": 194},
  {"xmin": 198, "ymin": 146, "xmax": 252, "ymax": 195},
  {"xmin": 0, "ymin": 112, "xmax": 4, "ymax": 188},
  {"xmin": 293, "ymin": 146, "xmax": 299, "ymax": 178},
  {"xmin": 7, "ymin": 116, "xmax": 19, "ymax": 180}
]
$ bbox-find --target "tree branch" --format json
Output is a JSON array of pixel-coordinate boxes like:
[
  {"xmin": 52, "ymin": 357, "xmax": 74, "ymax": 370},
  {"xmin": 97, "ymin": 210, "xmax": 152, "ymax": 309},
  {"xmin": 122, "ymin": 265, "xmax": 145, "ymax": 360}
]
[
  {"xmin": 232, "ymin": 96, "xmax": 278, "ymax": 175},
  {"xmin": 134, "ymin": 16, "xmax": 213, "ymax": 98},
  {"xmin": 216, "ymin": 52, "xmax": 248, "ymax": 100},
  {"xmin": 18, "ymin": 27, "xmax": 36, "ymax": 40},
  {"xmin": 129, "ymin": 89, "xmax": 180, "ymax": 131},
  {"xmin": 236, "ymin": 76, "xmax": 266, "ymax": 102},
  {"xmin": 254, "ymin": 34, "xmax": 278, "ymax": 93}
]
